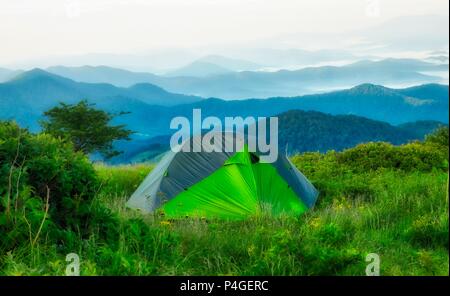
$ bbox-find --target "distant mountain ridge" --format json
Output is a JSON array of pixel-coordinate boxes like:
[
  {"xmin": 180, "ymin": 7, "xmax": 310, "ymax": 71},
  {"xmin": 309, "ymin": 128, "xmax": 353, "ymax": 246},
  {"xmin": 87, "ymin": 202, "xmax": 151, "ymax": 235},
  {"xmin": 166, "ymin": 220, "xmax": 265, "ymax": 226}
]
[
  {"xmin": 397, "ymin": 120, "xmax": 447, "ymax": 139},
  {"xmin": 4, "ymin": 68, "xmax": 201, "ymax": 108},
  {"xmin": 277, "ymin": 110, "xmax": 446, "ymax": 154},
  {"xmin": 196, "ymin": 55, "xmax": 262, "ymax": 71},
  {"xmin": 45, "ymin": 58, "xmax": 448, "ymax": 99},
  {"xmin": 0, "ymin": 68, "xmax": 23, "ymax": 83},
  {"xmin": 111, "ymin": 110, "xmax": 447, "ymax": 164},
  {"xmin": 0, "ymin": 69, "xmax": 447, "ymax": 136},
  {"xmin": 164, "ymin": 61, "xmax": 233, "ymax": 77},
  {"xmin": 46, "ymin": 65, "xmax": 161, "ymax": 87},
  {"xmin": 0, "ymin": 68, "xmax": 201, "ymax": 131},
  {"xmin": 0, "ymin": 69, "xmax": 448, "ymax": 163}
]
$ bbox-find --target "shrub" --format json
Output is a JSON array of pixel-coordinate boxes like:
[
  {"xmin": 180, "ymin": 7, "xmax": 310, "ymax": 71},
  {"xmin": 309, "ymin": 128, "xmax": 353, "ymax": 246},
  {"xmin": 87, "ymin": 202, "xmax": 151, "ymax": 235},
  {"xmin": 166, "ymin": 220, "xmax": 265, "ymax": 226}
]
[
  {"xmin": 403, "ymin": 213, "xmax": 449, "ymax": 249},
  {"xmin": 425, "ymin": 126, "xmax": 449, "ymax": 148},
  {"xmin": 0, "ymin": 121, "xmax": 99, "ymax": 236},
  {"xmin": 336, "ymin": 142, "xmax": 448, "ymax": 172}
]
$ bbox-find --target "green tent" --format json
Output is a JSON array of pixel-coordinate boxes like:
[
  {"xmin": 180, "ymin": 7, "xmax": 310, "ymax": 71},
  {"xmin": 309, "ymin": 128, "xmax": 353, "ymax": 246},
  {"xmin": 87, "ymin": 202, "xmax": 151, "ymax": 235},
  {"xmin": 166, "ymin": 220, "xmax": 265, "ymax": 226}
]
[{"xmin": 127, "ymin": 133, "xmax": 318, "ymax": 219}]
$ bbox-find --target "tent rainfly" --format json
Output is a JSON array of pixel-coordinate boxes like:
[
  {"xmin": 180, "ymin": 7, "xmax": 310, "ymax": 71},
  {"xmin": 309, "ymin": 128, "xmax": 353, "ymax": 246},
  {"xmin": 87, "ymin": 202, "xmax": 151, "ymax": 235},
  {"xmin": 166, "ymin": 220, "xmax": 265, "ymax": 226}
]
[{"xmin": 126, "ymin": 133, "xmax": 319, "ymax": 219}]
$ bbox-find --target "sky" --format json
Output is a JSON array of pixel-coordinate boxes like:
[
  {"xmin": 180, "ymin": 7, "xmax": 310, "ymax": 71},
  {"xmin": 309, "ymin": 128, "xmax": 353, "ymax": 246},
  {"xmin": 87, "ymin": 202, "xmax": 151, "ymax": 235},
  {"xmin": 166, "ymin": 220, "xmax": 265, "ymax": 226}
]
[{"xmin": 0, "ymin": 0, "xmax": 448, "ymax": 67}]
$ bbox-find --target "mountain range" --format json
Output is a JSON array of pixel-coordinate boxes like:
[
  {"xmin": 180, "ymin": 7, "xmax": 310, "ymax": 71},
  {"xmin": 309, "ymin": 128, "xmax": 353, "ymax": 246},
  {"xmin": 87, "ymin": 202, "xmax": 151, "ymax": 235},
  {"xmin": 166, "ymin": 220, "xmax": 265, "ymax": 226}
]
[
  {"xmin": 195, "ymin": 55, "xmax": 262, "ymax": 71},
  {"xmin": 164, "ymin": 55, "xmax": 262, "ymax": 76},
  {"xmin": 44, "ymin": 58, "xmax": 447, "ymax": 99},
  {"xmin": 0, "ymin": 69, "xmax": 202, "ymax": 132},
  {"xmin": 2, "ymin": 57, "xmax": 447, "ymax": 99},
  {"xmin": 0, "ymin": 68, "xmax": 23, "ymax": 83},
  {"xmin": 277, "ymin": 110, "xmax": 446, "ymax": 154},
  {"xmin": 111, "ymin": 111, "xmax": 446, "ymax": 164},
  {"xmin": 0, "ymin": 69, "xmax": 448, "ymax": 135},
  {"xmin": 164, "ymin": 61, "xmax": 233, "ymax": 77},
  {"xmin": 0, "ymin": 68, "xmax": 448, "ymax": 163}
]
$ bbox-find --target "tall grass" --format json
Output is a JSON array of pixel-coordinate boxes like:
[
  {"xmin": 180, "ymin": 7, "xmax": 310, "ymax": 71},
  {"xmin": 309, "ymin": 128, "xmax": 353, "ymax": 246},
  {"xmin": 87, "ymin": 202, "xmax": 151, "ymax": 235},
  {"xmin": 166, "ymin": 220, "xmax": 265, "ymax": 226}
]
[{"xmin": 1, "ymin": 159, "xmax": 448, "ymax": 275}]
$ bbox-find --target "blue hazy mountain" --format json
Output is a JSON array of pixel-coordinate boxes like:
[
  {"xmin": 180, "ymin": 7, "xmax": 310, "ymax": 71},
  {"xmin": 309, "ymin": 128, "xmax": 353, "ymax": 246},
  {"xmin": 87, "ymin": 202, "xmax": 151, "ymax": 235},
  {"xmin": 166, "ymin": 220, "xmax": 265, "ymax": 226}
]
[
  {"xmin": 0, "ymin": 69, "xmax": 201, "ymax": 131},
  {"xmin": 396, "ymin": 83, "xmax": 449, "ymax": 102},
  {"xmin": 111, "ymin": 110, "xmax": 447, "ymax": 164},
  {"xmin": 196, "ymin": 55, "xmax": 262, "ymax": 71},
  {"xmin": 165, "ymin": 61, "xmax": 233, "ymax": 77},
  {"xmin": 4, "ymin": 68, "xmax": 200, "ymax": 106},
  {"xmin": 276, "ymin": 110, "xmax": 447, "ymax": 155},
  {"xmin": 170, "ymin": 58, "xmax": 445, "ymax": 98},
  {"xmin": 0, "ymin": 67, "xmax": 23, "ymax": 83},
  {"xmin": 397, "ymin": 120, "xmax": 447, "ymax": 140},
  {"xmin": 46, "ymin": 65, "xmax": 161, "ymax": 87},
  {"xmin": 1, "ymin": 68, "xmax": 447, "ymax": 135},
  {"xmin": 348, "ymin": 58, "xmax": 448, "ymax": 72},
  {"xmin": 152, "ymin": 83, "xmax": 447, "ymax": 128},
  {"xmin": 46, "ymin": 58, "xmax": 446, "ymax": 99},
  {"xmin": 231, "ymin": 48, "xmax": 359, "ymax": 68}
]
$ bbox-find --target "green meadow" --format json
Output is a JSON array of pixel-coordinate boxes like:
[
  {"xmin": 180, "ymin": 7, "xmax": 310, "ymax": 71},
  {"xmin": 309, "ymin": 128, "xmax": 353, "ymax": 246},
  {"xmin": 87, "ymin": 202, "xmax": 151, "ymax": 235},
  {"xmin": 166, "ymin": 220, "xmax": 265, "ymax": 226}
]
[{"xmin": 0, "ymin": 123, "xmax": 448, "ymax": 275}]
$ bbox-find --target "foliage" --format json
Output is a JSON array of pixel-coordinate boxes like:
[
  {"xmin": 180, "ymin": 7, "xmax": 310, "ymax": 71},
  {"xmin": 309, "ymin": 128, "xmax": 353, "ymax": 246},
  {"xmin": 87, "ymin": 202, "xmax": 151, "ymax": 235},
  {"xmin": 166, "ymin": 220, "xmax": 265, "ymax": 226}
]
[
  {"xmin": 0, "ymin": 125, "xmax": 448, "ymax": 275},
  {"xmin": 1, "ymin": 163, "xmax": 448, "ymax": 275},
  {"xmin": 336, "ymin": 142, "xmax": 448, "ymax": 173},
  {"xmin": 40, "ymin": 100, "xmax": 133, "ymax": 159},
  {"xmin": 0, "ymin": 121, "xmax": 99, "ymax": 249},
  {"xmin": 278, "ymin": 110, "xmax": 424, "ymax": 154},
  {"xmin": 425, "ymin": 126, "xmax": 449, "ymax": 150},
  {"xmin": 94, "ymin": 163, "xmax": 153, "ymax": 197}
]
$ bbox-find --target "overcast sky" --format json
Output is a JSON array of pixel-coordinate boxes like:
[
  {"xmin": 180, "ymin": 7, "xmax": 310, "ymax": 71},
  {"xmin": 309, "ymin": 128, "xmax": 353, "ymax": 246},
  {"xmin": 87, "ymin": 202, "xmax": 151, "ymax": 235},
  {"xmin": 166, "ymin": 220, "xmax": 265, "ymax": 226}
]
[{"xmin": 0, "ymin": 0, "xmax": 448, "ymax": 66}]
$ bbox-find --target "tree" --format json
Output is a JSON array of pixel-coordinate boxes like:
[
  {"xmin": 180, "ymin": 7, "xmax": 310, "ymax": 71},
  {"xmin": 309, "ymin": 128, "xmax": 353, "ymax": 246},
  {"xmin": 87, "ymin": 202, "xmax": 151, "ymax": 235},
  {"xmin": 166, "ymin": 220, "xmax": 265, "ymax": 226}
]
[
  {"xmin": 40, "ymin": 100, "xmax": 133, "ymax": 159},
  {"xmin": 425, "ymin": 126, "xmax": 449, "ymax": 148}
]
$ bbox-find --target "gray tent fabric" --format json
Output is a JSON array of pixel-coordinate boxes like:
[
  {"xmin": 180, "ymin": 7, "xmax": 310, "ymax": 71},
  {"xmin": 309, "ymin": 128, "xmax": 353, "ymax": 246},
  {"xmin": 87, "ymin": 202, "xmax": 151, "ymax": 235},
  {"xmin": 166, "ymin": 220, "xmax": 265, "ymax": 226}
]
[
  {"xmin": 126, "ymin": 150, "xmax": 177, "ymax": 212},
  {"xmin": 274, "ymin": 156, "xmax": 318, "ymax": 208},
  {"xmin": 126, "ymin": 132, "xmax": 319, "ymax": 213}
]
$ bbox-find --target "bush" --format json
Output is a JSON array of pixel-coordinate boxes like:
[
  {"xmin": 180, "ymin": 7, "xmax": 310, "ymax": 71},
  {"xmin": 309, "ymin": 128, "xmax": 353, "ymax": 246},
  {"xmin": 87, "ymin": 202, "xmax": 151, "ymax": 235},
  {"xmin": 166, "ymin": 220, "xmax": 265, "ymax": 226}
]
[
  {"xmin": 336, "ymin": 142, "xmax": 448, "ymax": 172},
  {"xmin": 425, "ymin": 126, "xmax": 449, "ymax": 148},
  {"xmin": 403, "ymin": 213, "xmax": 449, "ymax": 249},
  {"xmin": 0, "ymin": 121, "xmax": 99, "ymax": 237}
]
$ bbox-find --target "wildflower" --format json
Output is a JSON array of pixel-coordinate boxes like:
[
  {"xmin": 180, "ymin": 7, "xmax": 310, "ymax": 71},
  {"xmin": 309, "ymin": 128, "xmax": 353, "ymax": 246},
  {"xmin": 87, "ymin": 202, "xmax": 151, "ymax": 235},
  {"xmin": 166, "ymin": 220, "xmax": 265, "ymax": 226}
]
[{"xmin": 160, "ymin": 221, "xmax": 171, "ymax": 226}]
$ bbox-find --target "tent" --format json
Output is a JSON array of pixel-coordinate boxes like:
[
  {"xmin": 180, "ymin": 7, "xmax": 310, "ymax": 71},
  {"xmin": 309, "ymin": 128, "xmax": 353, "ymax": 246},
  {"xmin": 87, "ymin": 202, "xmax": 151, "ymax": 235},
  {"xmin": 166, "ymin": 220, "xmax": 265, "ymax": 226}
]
[{"xmin": 126, "ymin": 133, "xmax": 318, "ymax": 219}]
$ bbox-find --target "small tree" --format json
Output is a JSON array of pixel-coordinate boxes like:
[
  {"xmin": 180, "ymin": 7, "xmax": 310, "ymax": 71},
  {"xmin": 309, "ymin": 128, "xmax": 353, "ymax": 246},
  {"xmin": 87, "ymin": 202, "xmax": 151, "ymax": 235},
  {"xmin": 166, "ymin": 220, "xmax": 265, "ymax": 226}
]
[{"xmin": 40, "ymin": 100, "xmax": 133, "ymax": 159}]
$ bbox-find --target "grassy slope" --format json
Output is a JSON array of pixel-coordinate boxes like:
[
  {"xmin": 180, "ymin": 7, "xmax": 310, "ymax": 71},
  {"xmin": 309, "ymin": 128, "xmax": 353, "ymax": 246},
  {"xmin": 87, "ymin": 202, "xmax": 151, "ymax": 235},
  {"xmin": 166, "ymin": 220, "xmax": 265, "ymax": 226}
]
[{"xmin": 2, "ymin": 155, "xmax": 447, "ymax": 276}]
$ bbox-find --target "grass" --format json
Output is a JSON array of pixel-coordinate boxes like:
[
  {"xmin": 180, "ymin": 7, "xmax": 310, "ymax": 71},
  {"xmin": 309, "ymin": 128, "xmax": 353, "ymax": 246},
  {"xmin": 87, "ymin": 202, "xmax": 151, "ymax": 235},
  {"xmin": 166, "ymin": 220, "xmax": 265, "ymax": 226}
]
[
  {"xmin": 94, "ymin": 163, "xmax": 154, "ymax": 198},
  {"xmin": 1, "ymin": 156, "xmax": 447, "ymax": 276}
]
